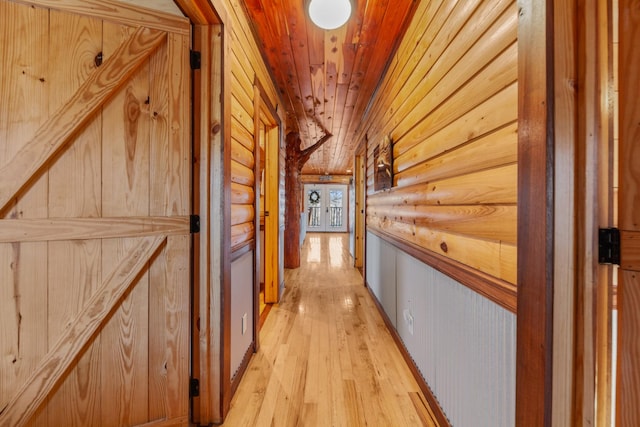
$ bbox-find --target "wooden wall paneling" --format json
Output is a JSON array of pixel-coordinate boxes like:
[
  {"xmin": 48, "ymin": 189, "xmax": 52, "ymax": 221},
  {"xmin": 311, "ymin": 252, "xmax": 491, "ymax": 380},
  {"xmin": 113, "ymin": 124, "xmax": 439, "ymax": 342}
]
[
  {"xmin": 516, "ymin": 0, "xmax": 554, "ymax": 425},
  {"xmin": 394, "ymin": 1, "xmax": 516, "ymax": 149},
  {"xmin": 395, "ymin": 122, "xmax": 518, "ymax": 189},
  {"xmin": 231, "ymin": 160, "xmax": 254, "ymax": 186},
  {"xmin": 340, "ymin": 0, "xmax": 417, "ymax": 150},
  {"xmin": 0, "ymin": 236, "xmax": 166, "ymax": 427},
  {"xmin": 0, "ymin": 3, "xmax": 49, "ymax": 426},
  {"xmin": 100, "ymin": 21, "xmax": 152, "ymax": 426},
  {"xmin": 231, "ymin": 53, "xmax": 255, "ymax": 114},
  {"xmin": 46, "ymin": 10, "xmax": 103, "ymax": 425},
  {"xmin": 367, "ymin": 219, "xmax": 516, "ymax": 284},
  {"xmin": 394, "ymin": 83, "xmax": 517, "ymax": 174},
  {"xmin": 12, "ymin": 0, "xmax": 190, "ymax": 35},
  {"xmin": 380, "ymin": 0, "xmax": 512, "ymax": 142},
  {"xmin": 359, "ymin": 0, "xmax": 450, "ymax": 141},
  {"xmin": 231, "ymin": 204, "xmax": 255, "ymax": 226},
  {"xmin": 231, "ymin": 95, "xmax": 255, "ymax": 138},
  {"xmin": 231, "ymin": 182, "xmax": 254, "ymax": 204},
  {"xmin": 368, "ymin": 164, "xmax": 517, "ymax": 207},
  {"xmin": 231, "ymin": 223, "xmax": 254, "ymax": 250},
  {"xmin": 231, "ymin": 138, "xmax": 255, "ymax": 169},
  {"xmin": 367, "ymin": 205, "xmax": 516, "ymax": 244},
  {"xmin": 232, "ymin": 117, "xmax": 255, "ymax": 151},
  {"xmin": 393, "ymin": 42, "xmax": 517, "ymax": 160}
]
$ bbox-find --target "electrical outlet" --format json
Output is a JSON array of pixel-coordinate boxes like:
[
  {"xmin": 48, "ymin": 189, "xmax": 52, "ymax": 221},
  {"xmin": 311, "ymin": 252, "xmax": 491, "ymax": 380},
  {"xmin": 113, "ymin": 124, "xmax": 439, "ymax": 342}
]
[
  {"xmin": 403, "ymin": 309, "xmax": 414, "ymax": 336},
  {"xmin": 242, "ymin": 313, "xmax": 247, "ymax": 335}
]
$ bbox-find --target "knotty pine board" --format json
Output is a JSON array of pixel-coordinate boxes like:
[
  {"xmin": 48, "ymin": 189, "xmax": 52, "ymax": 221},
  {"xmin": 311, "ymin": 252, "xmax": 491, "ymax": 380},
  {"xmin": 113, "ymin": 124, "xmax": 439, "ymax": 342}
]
[
  {"xmin": 46, "ymin": 10, "xmax": 103, "ymax": 425},
  {"xmin": 100, "ymin": 21, "xmax": 152, "ymax": 426},
  {"xmin": 0, "ymin": 4, "xmax": 49, "ymax": 427}
]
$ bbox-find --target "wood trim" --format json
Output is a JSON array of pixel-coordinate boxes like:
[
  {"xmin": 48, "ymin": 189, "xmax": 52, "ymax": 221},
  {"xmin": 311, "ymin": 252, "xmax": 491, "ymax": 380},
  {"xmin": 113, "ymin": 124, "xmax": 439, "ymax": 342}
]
[
  {"xmin": 364, "ymin": 282, "xmax": 451, "ymax": 427},
  {"xmin": 0, "ymin": 216, "xmax": 190, "ymax": 243},
  {"xmin": 231, "ymin": 241, "xmax": 254, "ymax": 262},
  {"xmin": 172, "ymin": 0, "xmax": 220, "ymax": 25},
  {"xmin": 253, "ymin": 82, "xmax": 262, "ymax": 353},
  {"xmin": 12, "ymin": 0, "xmax": 189, "ymax": 34},
  {"xmin": 220, "ymin": 12, "xmax": 234, "ymax": 420},
  {"xmin": 133, "ymin": 416, "xmax": 189, "ymax": 427},
  {"xmin": 229, "ymin": 343, "xmax": 254, "ymax": 397},
  {"xmin": 0, "ymin": 26, "xmax": 167, "ymax": 215},
  {"xmin": 0, "ymin": 235, "xmax": 166, "ymax": 427},
  {"xmin": 192, "ymin": 24, "xmax": 213, "ymax": 425},
  {"xmin": 516, "ymin": 0, "xmax": 554, "ymax": 425},
  {"xmin": 367, "ymin": 227, "xmax": 517, "ymax": 313}
]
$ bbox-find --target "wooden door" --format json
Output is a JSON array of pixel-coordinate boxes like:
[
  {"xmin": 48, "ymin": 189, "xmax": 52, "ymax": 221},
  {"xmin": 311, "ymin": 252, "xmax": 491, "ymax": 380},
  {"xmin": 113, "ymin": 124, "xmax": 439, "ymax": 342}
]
[
  {"xmin": 0, "ymin": 1, "xmax": 192, "ymax": 426},
  {"xmin": 354, "ymin": 151, "xmax": 365, "ymax": 269},
  {"xmin": 617, "ymin": 0, "xmax": 640, "ymax": 424},
  {"xmin": 260, "ymin": 101, "xmax": 280, "ymax": 304}
]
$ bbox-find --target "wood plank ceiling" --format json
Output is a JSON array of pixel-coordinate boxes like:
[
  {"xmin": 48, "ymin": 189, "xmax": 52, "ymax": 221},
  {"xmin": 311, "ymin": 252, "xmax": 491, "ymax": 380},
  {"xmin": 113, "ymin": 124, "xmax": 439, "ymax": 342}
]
[{"xmin": 241, "ymin": 0, "xmax": 417, "ymax": 175}]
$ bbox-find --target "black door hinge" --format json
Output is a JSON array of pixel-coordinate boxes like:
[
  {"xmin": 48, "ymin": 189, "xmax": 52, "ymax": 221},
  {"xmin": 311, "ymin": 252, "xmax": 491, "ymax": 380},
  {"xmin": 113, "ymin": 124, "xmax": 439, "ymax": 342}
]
[
  {"xmin": 190, "ymin": 50, "xmax": 201, "ymax": 70},
  {"xmin": 598, "ymin": 227, "xmax": 620, "ymax": 265},
  {"xmin": 190, "ymin": 214, "xmax": 200, "ymax": 234},
  {"xmin": 190, "ymin": 378, "xmax": 200, "ymax": 398}
]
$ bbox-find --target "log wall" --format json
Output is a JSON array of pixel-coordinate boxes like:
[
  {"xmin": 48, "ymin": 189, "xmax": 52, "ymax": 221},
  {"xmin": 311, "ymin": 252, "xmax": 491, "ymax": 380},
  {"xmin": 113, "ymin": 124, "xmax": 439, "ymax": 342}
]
[
  {"xmin": 227, "ymin": 2, "xmax": 282, "ymax": 252},
  {"xmin": 359, "ymin": 0, "xmax": 518, "ymax": 307}
]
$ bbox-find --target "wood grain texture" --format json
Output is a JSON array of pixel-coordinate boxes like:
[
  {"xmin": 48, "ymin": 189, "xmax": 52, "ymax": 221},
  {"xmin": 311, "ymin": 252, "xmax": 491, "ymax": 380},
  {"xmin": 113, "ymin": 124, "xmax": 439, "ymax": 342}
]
[
  {"xmin": 241, "ymin": 0, "xmax": 415, "ymax": 175},
  {"xmin": 221, "ymin": 233, "xmax": 440, "ymax": 427},
  {"xmin": 618, "ymin": 270, "xmax": 640, "ymax": 426},
  {"xmin": 0, "ymin": 216, "xmax": 190, "ymax": 242},
  {"xmin": 0, "ymin": 25, "xmax": 167, "ymax": 215},
  {"xmin": 0, "ymin": 235, "xmax": 166, "ymax": 427},
  {"xmin": 617, "ymin": 0, "xmax": 640, "ymax": 423},
  {"xmin": 1, "ymin": 3, "xmax": 191, "ymax": 426},
  {"xmin": 45, "ymin": 10, "xmax": 103, "ymax": 425},
  {"xmin": 357, "ymin": 0, "xmax": 519, "ymax": 295},
  {"xmin": 515, "ymin": 0, "xmax": 554, "ymax": 425},
  {"xmin": 0, "ymin": 4, "xmax": 50, "ymax": 426},
  {"xmin": 11, "ymin": 0, "xmax": 189, "ymax": 34},
  {"xmin": 621, "ymin": 231, "xmax": 640, "ymax": 271}
]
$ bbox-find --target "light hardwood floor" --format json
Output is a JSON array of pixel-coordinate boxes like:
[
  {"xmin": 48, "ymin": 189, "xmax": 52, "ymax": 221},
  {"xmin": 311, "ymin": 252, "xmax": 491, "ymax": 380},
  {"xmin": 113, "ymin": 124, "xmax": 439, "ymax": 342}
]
[{"xmin": 221, "ymin": 233, "xmax": 440, "ymax": 427}]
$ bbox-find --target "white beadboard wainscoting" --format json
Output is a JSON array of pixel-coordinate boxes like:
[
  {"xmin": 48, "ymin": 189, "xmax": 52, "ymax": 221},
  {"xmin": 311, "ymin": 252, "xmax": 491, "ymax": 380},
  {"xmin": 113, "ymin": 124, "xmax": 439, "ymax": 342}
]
[
  {"xmin": 231, "ymin": 250, "xmax": 255, "ymax": 378},
  {"xmin": 366, "ymin": 232, "xmax": 516, "ymax": 427}
]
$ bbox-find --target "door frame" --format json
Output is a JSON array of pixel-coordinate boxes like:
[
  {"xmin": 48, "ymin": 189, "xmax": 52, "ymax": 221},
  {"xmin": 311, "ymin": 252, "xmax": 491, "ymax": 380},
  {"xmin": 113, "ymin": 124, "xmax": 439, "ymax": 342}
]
[
  {"xmin": 354, "ymin": 145, "xmax": 366, "ymax": 270},
  {"xmin": 187, "ymin": 2, "xmax": 230, "ymax": 424},
  {"xmin": 254, "ymin": 79, "xmax": 281, "ymax": 306},
  {"xmin": 516, "ymin": 0, "xmax": 619, "ymax": 425}
]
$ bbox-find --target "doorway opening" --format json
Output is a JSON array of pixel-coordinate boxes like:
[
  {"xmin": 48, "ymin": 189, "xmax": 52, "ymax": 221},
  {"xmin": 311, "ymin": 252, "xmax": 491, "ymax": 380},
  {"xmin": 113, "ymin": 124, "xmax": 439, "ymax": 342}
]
[{"xmin": 303, "ymin": 184, "xmax": 348, "ymax": 233}]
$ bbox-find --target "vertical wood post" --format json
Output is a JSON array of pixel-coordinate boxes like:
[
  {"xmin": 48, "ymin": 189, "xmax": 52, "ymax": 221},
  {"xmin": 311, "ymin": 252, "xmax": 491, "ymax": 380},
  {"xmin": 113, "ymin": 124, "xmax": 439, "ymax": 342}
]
[
  {"xmin": 516, "ymin": 0, "xmax": 555, "ymax": 425},
  {"xmin": 284, "ymin": 129, "xmax": 331, "ymax": 268}
]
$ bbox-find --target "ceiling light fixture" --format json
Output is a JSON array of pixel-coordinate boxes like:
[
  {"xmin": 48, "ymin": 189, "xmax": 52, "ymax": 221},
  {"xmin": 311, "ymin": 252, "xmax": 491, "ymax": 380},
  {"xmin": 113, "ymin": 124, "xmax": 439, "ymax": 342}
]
[{"xmin": 308, "ymin": 0, "xmax": 352, "ymax": 30}]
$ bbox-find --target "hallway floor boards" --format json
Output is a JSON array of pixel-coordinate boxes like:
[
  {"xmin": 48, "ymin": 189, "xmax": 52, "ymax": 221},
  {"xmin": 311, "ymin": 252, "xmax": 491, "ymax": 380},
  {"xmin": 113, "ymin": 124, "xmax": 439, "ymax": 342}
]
[{"xmin": 221, "ymin": 233, "xmax": 439, "ymax": 427}]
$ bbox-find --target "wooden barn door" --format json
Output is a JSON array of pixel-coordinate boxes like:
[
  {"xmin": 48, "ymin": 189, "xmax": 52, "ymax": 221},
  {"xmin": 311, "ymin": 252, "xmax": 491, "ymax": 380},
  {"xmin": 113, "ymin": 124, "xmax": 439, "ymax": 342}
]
[
  {"xmin": 617, "ymin": 0, "xmax": 640, "ymax": 424},
  {"xmin": 0, "ymin": 1, "xmax": 192, "ymax": 426}
]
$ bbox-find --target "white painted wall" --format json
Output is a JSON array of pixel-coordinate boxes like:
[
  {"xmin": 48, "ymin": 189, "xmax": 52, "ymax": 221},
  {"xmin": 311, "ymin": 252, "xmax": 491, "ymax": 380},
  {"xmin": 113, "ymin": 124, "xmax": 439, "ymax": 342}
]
[
  {"xmin": 366, "ymin": 232, "xmax": 516, "ymax": 427},
  {"xmin": 230, "ymin": 250, "xmax": 254, "ymax": 378}
]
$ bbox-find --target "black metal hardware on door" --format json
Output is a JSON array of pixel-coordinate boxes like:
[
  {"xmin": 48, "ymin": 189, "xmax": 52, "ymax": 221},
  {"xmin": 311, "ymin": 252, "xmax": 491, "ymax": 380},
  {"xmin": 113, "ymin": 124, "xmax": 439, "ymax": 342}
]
[{"xmin": 598, "ymin": 227, "xmax": 620, "ymax": 265}]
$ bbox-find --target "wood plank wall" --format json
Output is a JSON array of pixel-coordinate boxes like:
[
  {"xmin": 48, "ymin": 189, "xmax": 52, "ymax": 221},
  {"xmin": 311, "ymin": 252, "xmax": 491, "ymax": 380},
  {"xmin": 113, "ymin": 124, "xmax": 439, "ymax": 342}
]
[
  {"xmin": 226, "ymin": 0, "xmax": 283, "ymax": 252},
  {"xmin": 359, "ymin": 0, "xmax": 518, "ymax": 305}
]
